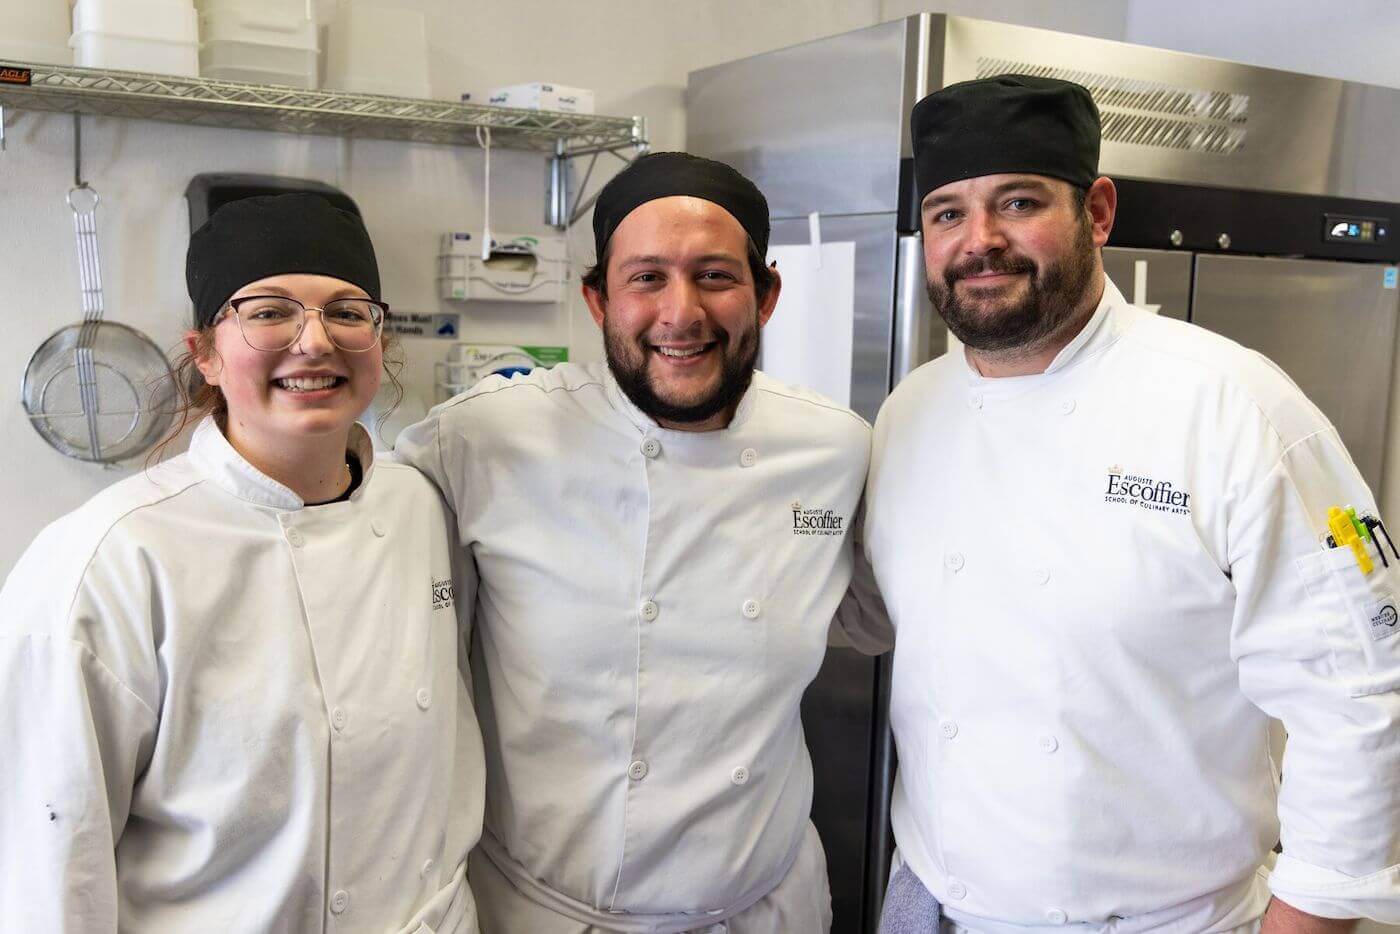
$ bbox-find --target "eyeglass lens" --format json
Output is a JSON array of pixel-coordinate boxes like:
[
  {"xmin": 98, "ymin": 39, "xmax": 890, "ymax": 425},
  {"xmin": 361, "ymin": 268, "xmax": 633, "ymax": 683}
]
[{"xmin": 232, "ymin": 296, "xmax": 384, "ymax": 352}]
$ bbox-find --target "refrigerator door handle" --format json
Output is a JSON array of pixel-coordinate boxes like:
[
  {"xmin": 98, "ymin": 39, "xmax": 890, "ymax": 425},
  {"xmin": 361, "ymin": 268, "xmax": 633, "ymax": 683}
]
[{"xmin": 893, "ymin": 231, "xmax": 943, "ymax": 384}]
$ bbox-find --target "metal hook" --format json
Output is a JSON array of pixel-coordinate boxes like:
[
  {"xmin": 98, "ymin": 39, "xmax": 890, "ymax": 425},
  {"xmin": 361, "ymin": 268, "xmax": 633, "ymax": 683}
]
[{"xmin": 73, "ymin": 112, "xmax": 88, "ymax": 190}]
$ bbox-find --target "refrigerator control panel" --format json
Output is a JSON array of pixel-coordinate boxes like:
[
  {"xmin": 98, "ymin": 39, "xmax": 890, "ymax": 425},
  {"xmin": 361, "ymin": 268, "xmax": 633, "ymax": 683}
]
[{"xmin": 1324, "ymin": 213, "xmax": 1390, "ymax": 244}]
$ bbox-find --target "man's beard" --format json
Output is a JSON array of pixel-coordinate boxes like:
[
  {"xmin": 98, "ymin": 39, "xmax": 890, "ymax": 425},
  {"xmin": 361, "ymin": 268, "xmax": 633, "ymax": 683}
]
[
  {"xmin": 603, "ymin": 315, "xmax": 761, "ymax": 425},
  {"xmin": 926, "ymin": 217, "xmax": 1096, "ymax": 354}
]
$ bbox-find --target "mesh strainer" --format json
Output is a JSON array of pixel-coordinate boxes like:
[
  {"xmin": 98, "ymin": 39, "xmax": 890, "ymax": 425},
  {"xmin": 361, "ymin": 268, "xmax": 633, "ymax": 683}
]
[{"xmin": 21, "ymin": 186, "xmax": 175, "ymax": 463}]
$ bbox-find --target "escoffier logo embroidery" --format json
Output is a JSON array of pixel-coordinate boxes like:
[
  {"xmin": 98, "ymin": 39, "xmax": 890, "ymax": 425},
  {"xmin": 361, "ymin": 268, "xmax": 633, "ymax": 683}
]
[
  {"xmin": 1104, "ymin": 466, "xmax": 1191, "ymax": 515},
  {"xmin": 791, "ymin": 500, "xmax": 845, "ymax": 536},
  {"xmin": 432, "ymin": 578, "xmax": 455, "ymax": 611}
]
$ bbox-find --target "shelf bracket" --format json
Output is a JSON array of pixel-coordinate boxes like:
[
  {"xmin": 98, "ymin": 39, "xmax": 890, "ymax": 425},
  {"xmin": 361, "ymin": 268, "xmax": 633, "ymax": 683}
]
[{"xmin": 545, "ymin": 114, "xmax": 649, "ymax": 230}]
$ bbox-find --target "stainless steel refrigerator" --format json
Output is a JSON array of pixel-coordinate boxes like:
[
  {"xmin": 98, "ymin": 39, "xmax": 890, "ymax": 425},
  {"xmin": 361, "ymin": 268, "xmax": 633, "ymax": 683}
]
[{"xmin": 688, "ymin": 14, "xmax": 1400, "ymax": 932}]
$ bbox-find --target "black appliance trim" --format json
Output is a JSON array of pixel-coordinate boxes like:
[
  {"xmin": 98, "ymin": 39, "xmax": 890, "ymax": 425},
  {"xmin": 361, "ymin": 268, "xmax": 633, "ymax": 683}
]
[{"xmin": 899, "ymin": 164, "xmax": 1400, "ymax": 264}]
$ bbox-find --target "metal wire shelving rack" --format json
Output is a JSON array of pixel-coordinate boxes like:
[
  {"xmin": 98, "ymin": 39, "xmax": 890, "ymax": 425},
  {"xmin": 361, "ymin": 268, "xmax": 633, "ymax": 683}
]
[{"xmin": 0, "ymin": 59, "xmax": 648, "ymax": 224}]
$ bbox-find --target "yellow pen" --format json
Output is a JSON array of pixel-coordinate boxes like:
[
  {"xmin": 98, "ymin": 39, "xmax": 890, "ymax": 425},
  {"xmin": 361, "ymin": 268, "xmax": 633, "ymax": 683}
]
[{"xmin": 1328, "ymin": 505, "xmax": 1374, "ymax": 575}]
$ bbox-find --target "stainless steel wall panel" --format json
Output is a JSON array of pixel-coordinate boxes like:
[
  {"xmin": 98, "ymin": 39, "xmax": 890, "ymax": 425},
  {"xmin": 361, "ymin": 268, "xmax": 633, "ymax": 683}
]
[
  {"xmin": 1190, "ymin": 254, "xmax": 1400, "ymax": 488},
  {"xmin": 932, "ymin": 16, "xmax": 1400, "ymax": 203},
  {"xmin": 1102, "ymin": 247, "xmax": 1193, "ymax": 321},
  {"xmin": 688, "ymin": 20, "xmax": 910, "ymax": 219}
]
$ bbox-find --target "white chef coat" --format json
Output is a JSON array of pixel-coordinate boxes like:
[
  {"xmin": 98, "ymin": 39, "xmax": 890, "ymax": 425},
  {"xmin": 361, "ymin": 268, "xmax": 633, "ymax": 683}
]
[
  {"xmin": 865, "ymin": 278, "xmax": 1400, "ymax": 931},
  {"xmin": 395, "ymin": 362, "xmax": 888, "ymax": 931},
  {"xmin": 0, "ymin": 417, "xmax": 486, "ymax": 933}
]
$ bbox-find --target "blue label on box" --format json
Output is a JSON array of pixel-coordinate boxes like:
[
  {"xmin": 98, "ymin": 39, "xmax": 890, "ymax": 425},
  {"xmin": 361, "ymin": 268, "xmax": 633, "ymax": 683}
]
[{"xmin": 1385, "ymin": 267, "xmax": 1398, "ymax": 289}]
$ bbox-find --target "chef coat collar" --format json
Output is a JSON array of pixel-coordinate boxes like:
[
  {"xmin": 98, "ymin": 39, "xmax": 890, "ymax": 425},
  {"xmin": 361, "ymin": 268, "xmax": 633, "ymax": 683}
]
[
  {"xmin": 962, "ymin": 276, "xmax": 1127, "ymax": 391},
  {"xmin": 602, "ymin": 366, "xmax": 761, "ymax": 436},
  {"xmin": 188, "ymin": 416, "xmax": 377, "ymax": 509}
]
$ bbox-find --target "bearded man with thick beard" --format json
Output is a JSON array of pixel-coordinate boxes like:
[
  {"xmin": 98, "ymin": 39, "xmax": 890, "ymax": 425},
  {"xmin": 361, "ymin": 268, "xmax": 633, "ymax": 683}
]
[
  {"xmin": 865, "ymin": 75, "xmax": 1400, "ymax": 934},
  {"xmin": 396, "ymin": 151, "xmax": 891, "ymax": 933}
]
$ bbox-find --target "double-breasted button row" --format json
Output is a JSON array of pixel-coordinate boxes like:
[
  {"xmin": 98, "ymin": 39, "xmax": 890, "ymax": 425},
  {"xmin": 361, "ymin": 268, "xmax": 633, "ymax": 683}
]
[
  {"xmin": 944, "ymin": 551, "xmax": 1055, "ymax": 585},
  {"xmin": 641, "ymin": 436, "xmax": 761, "ymax": 468},
  {"xmin": 939, "ymin": 719, "xmax": 1060, "ymax": 755},
  {"xmin": 639, "ymin": 598, "xmax": 760, "ymax": 621},
  {"xmin": 285, "ymin": 520, "xmax": 386, "ymax": 545},
  {"xmin": 623, "ymin": 758, "xmax": 752, "ymax": 789}
]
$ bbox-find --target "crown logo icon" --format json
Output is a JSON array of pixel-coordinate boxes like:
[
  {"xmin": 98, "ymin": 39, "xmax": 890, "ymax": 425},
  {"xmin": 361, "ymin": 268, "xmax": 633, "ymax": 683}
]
[
  {"xmin": 791, "ymin": 500, "xmax": 803, "ymax": 511},
  {"xmin": 1108, "ymin": 464, "xmax": 1124, "ymax": 475}
]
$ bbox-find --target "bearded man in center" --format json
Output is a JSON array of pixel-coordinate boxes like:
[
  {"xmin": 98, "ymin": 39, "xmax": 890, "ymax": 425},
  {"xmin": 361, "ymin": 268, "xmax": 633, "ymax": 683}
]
[{"xmin": 396, "ymin": 151, "xmax": 892, "ymax": 934}]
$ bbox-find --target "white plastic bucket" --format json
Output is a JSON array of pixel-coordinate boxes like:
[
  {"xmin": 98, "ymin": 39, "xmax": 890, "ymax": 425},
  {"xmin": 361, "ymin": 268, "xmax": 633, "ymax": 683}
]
[{"xmin": 0, "ymin": 1, "xmax": 73, "ymax": 65}]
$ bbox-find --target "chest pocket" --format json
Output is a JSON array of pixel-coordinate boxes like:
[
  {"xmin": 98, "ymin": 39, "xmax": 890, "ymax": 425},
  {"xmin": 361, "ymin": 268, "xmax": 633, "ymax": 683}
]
[{"xmin": 1298, "ymin": 547, "xmax": 1400, "ymax": 697}]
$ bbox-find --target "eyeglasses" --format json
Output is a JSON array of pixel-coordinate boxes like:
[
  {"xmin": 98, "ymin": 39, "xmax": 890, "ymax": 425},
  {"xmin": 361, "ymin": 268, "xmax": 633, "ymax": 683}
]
[{"xmin": 222, "ymin": 295, "xmax": 389, "ymax": 353}]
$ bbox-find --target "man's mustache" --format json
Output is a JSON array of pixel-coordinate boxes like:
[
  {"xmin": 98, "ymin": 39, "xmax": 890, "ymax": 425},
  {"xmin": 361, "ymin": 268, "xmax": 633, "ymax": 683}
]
[{"xmin": 946, "ymin": 256, "xmax": 1037, "ymax": 283}]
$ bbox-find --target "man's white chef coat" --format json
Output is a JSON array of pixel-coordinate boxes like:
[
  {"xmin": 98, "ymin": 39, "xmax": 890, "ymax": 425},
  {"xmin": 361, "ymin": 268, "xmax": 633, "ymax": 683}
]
[
  {"xmin": 866, "ymin": 278, "xmax": 1400, "ymax": 931},
  {"xmin": 395, "ymin": 362, "xmax": 888, "ymax": 930},
  {"xmin": 0, "ymin": 418, "xmax": 486, "ymax": 933}
]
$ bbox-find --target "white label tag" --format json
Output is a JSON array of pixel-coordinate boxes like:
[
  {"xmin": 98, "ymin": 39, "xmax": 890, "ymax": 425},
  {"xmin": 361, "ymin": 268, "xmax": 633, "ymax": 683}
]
[{"xmin": 1366, "ymin": 594, "xmax": 1400, "ymax": 641}]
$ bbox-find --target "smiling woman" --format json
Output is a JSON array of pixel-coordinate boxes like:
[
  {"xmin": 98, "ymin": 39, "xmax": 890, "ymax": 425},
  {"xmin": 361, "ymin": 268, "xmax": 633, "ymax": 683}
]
[{"xmin": 0, "ymin": 194, "xmax": 486, "ymax": 932}]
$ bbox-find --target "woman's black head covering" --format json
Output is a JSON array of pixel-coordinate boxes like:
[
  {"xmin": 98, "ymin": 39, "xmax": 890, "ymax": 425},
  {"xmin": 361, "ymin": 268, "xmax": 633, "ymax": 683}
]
[{"xmin": 186, "ymin": 192, "xmax": 380, "ymax": 328}]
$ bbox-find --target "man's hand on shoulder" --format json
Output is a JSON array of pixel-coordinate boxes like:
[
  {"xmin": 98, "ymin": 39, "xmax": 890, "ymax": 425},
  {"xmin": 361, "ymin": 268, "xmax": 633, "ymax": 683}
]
[{"xmin": 1261, "ymin": 897, "xmax": 1358, "ymax": 934}]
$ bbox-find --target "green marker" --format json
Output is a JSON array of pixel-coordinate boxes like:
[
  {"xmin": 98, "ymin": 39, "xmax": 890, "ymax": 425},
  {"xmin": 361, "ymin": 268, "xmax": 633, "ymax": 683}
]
[{"xmin": 1347, "ymin": 506, "xmax": 1371, "ymax": 541}]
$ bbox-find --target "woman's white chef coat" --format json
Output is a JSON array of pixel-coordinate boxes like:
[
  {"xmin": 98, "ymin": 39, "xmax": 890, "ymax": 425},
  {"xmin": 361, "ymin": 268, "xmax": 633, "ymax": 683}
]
[
  {"xmin": 866, "ymin": 279, "xmax": 1400, "ymax": 932},
  {"xmin": 395, "ymin": 362, "xmax": 888, "ymax": 931},
  {"xmin": 0, "ymin": 417, "xmax": 486, "ymax": 933}
]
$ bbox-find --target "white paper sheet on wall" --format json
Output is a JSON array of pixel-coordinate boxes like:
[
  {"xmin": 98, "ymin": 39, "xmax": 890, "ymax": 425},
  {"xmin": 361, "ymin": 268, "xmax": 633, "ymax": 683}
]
[{"xmin": 762, "ymin": 241, "xmax": 856, "ymax": 406}]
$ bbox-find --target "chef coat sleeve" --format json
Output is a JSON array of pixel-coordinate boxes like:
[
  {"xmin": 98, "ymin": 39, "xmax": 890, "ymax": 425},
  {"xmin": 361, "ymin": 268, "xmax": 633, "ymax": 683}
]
[
  {"xmin": 395, "ymin": 410, "xmax": 466, "ymax": 532},
  {"xmin": 0, "ymin": 529, "xmax": 159, "ymax": 931},
  {"xmin": 831, "ymin": 499, "xmax": 895, "ymax": 654},
  {"xmin": 1228, "ymin": 425, "xmax": 1400, "ymax": 921}
]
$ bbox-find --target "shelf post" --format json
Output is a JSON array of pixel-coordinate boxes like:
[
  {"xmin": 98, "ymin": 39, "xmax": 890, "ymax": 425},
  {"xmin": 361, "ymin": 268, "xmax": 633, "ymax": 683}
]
[{"xmin": 545, "ymin": 138, "xmax": 572, "ymax": 229}]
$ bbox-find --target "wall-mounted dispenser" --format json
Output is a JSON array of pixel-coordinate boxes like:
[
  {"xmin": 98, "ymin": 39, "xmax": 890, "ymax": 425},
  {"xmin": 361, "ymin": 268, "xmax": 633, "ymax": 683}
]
[{"xmin": 437, "ymin": 231, "xmax": 567, "ymax": 303}]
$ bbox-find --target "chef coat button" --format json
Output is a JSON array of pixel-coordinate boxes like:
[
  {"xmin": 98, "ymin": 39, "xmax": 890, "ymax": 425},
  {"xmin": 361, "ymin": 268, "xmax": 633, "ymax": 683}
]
[
  {"xmin": 741, "ymin": 599, "xmax": 761, "ymax": 619},
  {"xmin": 286, "ymin": 527, "xmax": 305, "ymax": 548},
  {"xmin": 731, "ymin": 766, "xmax": 750, "ymax": 785},
  {"xmin": 370, "ymin": 518, "xmax": 385, "ymax": 537},
  {"xmin": 968, "ymin": 394, "xmax": 983, "ymax": 410},
  {"xmin": 628, "ymin": 759, "xmax": 649, "ymax": 781},
  {"xmin": 420, "ymin": 858, "xmax": 435, "ymax": 878},
  {"xmin": 331, "ymin": 706, "xmax": 347, "ymax": 731},
  {"xmin": 739, "ymin": 447, "xmax": 758, "ymax": 468},
  {"xmin": 947, "ymin": 879, "xmax": 967, "ymax": 900},
  {"xmin": 641, "ymin": 437, "xmax": 662, "ymax": 459},
  {"xmin": 416, "ymin": 688, "xmax": 431, "ymax": 710},
  {"xmin": 640, "ymin": 599, "xmax": 660, "ymax": 622},
  {"xmin": 1058, "ymin": 399, "xmax": 1076, "ymax": 415},
  {"xmin": 1033, "ymin": 568, "xmax": 1050, "ymax": 585},
  {"xmin": 944, "ymin": 552, "xmax": 965, "ymax": 572},
  {"xmin": 939, "ymin": 718, "xmax": 959, "ymax": 739},
  {"xmin": 330, "ymin": 889, "xmax": 349, "ymax": 914},
  {"xmin": 1046, "ymin": 908, "xmax": 1068, "ymax": 925},
  {"xmin": 1038, "ymin": 734, "xmax": 1059, "ymax": 753}
]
